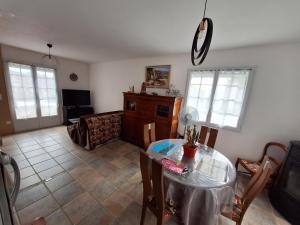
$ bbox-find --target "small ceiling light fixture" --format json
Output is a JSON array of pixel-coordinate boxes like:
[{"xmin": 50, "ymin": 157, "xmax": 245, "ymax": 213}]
[
  {"xmin": 191, "ymin": 0, "xmax": 213, "ymax": 66},
  {"xmin": 41, "ymin": 43, "xmax": 59, "ymax": 67}
]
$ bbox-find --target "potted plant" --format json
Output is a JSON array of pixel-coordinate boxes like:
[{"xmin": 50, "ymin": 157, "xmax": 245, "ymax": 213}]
[{"xmin": 183, "ymin": 125, "xmax": 199, "ymax": 158}]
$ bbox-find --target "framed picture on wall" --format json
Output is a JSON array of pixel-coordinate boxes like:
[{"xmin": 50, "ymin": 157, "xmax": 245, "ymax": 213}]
[{"xmin": 145, "ymin": 65, "xmax": 171, "ymax": 89}]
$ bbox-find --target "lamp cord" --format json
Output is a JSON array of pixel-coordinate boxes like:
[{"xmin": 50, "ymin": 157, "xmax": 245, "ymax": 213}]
[{"xmin": 203, "ymin": 0, "xmax": 208, "ymax": 18}]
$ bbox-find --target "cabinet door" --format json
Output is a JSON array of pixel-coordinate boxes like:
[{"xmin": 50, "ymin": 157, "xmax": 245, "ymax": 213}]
[{"xmin": 122, "ymin": 116, "xmax": 144, "ymax": 146}]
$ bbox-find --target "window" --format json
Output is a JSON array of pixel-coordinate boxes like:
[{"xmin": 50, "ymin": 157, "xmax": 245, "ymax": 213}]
[
  {"xmin": 8, "ymin": 63, "xmax": 37, "ymax": 119},
  {"xmin": 36, "ymin": 67, "xmax": 58, "ymax": 116},
  {"xmin": 7, "ymin": 62, "xmax": 58, "ymax": 120},
  {"xmin": 185, "ymin": 68, "xmax": 252, "ymax": 130}
]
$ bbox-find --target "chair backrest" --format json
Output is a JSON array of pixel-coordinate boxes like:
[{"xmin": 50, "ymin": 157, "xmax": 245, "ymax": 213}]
[
  {"xmin": 240, "ymin": 157, "xmax": 273, "ymax": 219},
  {"xmin": 144, "ymin": 123, "xmax": 156, "ymax": 150},
  {"xmin": 198, "ymin": 125, "xmax": 219, "ymax": 148},
  {"xmin": 139, "ymin": 151, "xmax": 165, "ymax": 214},
  {"xmin": 259, "ymin": 142, "xmax": 287, "ymax": 174}
]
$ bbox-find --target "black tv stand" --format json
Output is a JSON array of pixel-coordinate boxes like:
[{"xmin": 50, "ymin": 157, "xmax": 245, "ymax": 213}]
[{"xmin": 63, "ymin": 105, "xmax": 94, "ymax": 125}]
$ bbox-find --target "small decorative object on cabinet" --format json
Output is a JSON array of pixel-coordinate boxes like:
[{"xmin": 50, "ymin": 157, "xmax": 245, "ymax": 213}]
[
  {"xmin": 183, "ymin": 125, "xmax": 199, "ymax": 158},
  {"xmin": 129, "ymin": 85, "xmax": 134, "ymax": 92},
  {"xmin": 166, "ymin": 84, "xmax": 181, "ymax": 97},
  {"xmin": 140, "ymin": 82, "xmax": 147, "ymax": 94},
  {"xmin": 145, "ymin": 65, "xmax": 171, "ymax": 89},
  {"xmin": 122, "ymin": 92, "xmax": 182, "ymax": 147}
]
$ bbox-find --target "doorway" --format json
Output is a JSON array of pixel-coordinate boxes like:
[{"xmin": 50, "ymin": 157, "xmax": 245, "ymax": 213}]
[{"xmin": 5, "ymin": 62, "xmax": 60, "ymax": 132}]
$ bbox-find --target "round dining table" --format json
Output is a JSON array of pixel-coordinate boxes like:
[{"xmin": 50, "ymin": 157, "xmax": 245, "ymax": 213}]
[{"xmin": 147, "ymin": 139, "xmax": 236, "ymax": 225}]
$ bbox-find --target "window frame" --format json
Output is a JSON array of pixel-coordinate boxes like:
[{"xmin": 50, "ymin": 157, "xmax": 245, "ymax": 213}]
[
  {"xmin": 184, "ymin": 66, "xmax": 254, "ymax": 131},
  {"xmin": 5, "ymin": 60, "xmax": 60, "ymax": 121}
]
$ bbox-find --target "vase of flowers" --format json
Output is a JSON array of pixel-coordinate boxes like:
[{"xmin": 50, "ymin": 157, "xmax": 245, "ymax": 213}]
[{"xmin": 183, "ymin": 125, "xmax": 199, "ymax": 158}]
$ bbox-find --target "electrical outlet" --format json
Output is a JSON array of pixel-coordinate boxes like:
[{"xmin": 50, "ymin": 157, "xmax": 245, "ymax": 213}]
[{"xmin": 6, "ymin": 121, "xmax": 11, "ymax": 125}]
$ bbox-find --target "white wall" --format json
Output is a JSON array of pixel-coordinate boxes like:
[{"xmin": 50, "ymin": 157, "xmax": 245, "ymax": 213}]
[
  {"xmin": 90, "ymin": 43, "xmax": 300, "ymax": 162},
  {"xmin": 1, "ymin": 44, "xmax": 90, "ymax": 123}
]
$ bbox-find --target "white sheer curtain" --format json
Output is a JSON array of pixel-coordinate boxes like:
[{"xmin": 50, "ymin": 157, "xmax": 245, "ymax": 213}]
[
  {"xmin": 186, "ymin": 70, "xmax": 215, "ymax": 122},
  {"xmin": 186, "ymin": 69, "xmax": 251, "ymax": 129},
  {"xmin": 8, "ymin": 63, "xmax": 37, "ymax": 119},
  {"xmin": 36, "ymin": 67, "xmax": 58, "ymax": 117},
  {"xmin": 210, "ymin": 70, "xmax": 249, "ymax": 127}
]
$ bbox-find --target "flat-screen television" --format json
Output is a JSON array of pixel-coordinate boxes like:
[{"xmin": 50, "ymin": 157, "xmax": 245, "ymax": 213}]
[{"xmin": 62, "ymin": 89, "xmax": 91, "ymax": 106}]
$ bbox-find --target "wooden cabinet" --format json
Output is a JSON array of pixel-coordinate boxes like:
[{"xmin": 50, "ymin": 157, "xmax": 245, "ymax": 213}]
[{"xmin": 122, "ymin": 92, "xmax": 182, "ymax": 147}]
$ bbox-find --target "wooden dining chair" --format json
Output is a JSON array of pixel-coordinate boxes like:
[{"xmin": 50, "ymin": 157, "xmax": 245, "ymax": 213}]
[
  {"xmin": 222, "ymin": 157, "xmax": 273, "ymax": 225},
  {"xmin": 235, "ymin": 142, "xmax": 287, "ymax": 178},
  {"xmin": 139, "ymin": 151, "xmax": 175, "ymax": 225},
  {"xmin": 144, "ymin": 122, "xmax": 156, "ymax": 150},
  {"xmin": 198, "ymin": 125, "xmax": 218, "ymax": 148}
]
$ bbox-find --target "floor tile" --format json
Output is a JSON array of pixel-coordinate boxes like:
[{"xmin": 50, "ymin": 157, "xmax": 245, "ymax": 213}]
[
  {"xmin": 13, "ymin": 154, "xmax": 27, "ymax": 163},
  {"xmin": 91, "ymin": 161, "xmax": 119, "ymax": 178},
  {"xmin": 20, "ymin": 144, "xmax": 42, "ymax": 153},
  {"xmin": 54, "ymin": 152, "xmax": 78, "ymax": 163},
  {"xmin": 44, "ymin": 144, "xmax": 64, "ymax": 152},
  {"xmin": 111, "ymin": 156, "xmax": 132, "ymax": 169},
  {"xmin": 63, "ymin": 192, "xmax": 99, "ymax": 224},
  {"xmin": 111, "ymin": 201, "xmax": 152, "ymax": 225},
  {"xmin": 38, "ymin": 165, "xmax": 64, "ymax": 180},
  {"xmin": 107, "ymin": 163, "xmax": 139, "ymax": 187},
  {"xmin": 20, "ymin": 166, "xmax": 36, "ymax": 179},
  {"xmin": 60, "ymin": 158, "xmax": 83, "ymax": 171},
  {"xmin": 69, "ymin": 164, "xmax": 96, "ymax": 179},
  {"xmin": 18, "ymin": 195, "xmax": 59, "ymax": 225},
  {"xmin": 73, "ymin": 151, "xmax": 98, "ymax": 163},
  {"xmin": 53, "ymin": 181, "xmax": 83, "ymax": 205},
  {"xmin": 20, "ymin": 174, "xmax": 41, "ymax": 190},
  {"xmin": 18, "ymin": 140, "xmax": 38, "ymax": 148},
  {"xmin": 123, "ymin": 151, "xmax": 140, "ymax": 162},
  {"xmin": 32, "ymin": 159, "xmax": 59, "ymax": 173},
  {"xmin": 102, "ymin": 190, "xmax": 133, "ymax": 217},
  {"xmin": 91, "ymin": 180, "xmax": 117, "ymax": 202},
  {"xmin": 16, "ymin": 183, "xmax": 49, "ymax": 210},
  {"xmin": 39, "ymin": 140, "xmax": 57, "ymax": 148},
  {"xmin": 45, "ymin": 172, "xmax": 74, "ymax": 192},
  {"xmin": 16, "ymin": 159, "xmax": 31, "ymax": 170},
  {"xmin": 46, "ymin": 209, "xmax": 72, "ymax": 225},
  {"xmin": 48, "ymin": 148, "xmax": 69, "ymax": 157},
  {"xmin": 24, "ymin": 149, "xmax": 47, "ymax": 158},
  {"xmin": 77, "ymin": 204, "xmax": 114, "ymax": 225},
  {"xmin": 77, "ymin": 172, "xmax": 103, "ymax": 191},
  {"xmin": 28, "ymin": 153, "xmax": 51, "ymax": 165}
]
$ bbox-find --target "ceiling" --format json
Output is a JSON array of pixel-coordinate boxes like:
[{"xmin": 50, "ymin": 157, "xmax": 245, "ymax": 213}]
[{"xmin": 0, "ymin": 0, "xmax": 300, "ymax": 63}]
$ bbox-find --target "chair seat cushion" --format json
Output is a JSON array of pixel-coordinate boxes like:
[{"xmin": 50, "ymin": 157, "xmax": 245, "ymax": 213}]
[
  {"xmin": 233, "ymin": 194, "xmax": 242, "ymax": 207},
  {"xmin": 240, "ymin": 159, "xmax": 260, "ymax": 174},
  {"xmin": 222, "ymin": 199, "xmax": 241, "ymax": 222}
]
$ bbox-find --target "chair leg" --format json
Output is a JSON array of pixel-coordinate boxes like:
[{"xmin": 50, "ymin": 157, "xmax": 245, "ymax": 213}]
[
  {"xmin": 140, "ymin": 205, "xmax": 147, "ymax": 225},
  {"xmin": 157, "ymin": 218, "xmax": 163, "ymax": 225}
]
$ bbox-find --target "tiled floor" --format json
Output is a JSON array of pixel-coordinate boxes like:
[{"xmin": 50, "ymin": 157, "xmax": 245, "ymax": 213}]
[{"xmin": 1, "ymin": 126, "xmax": 291, "ymax": 225}]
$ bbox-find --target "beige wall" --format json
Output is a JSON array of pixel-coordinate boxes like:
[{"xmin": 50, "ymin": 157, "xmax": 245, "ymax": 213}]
[
  {"xmin": 0, "ymin": 45, "xmax": 14, "ymax": 135},
  {"xmin": 89, "ymin": 43, "xmax": 300, "ymax": 163}
]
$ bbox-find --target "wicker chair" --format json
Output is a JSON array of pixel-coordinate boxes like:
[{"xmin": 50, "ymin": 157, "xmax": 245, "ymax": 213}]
[
  {"xmin": 235, "ymin": 142, "xmax": 287, "ymax": 178},
  {"xmin": 222, "ymin": 156, "xmax": 273, "ymax": 225}
]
